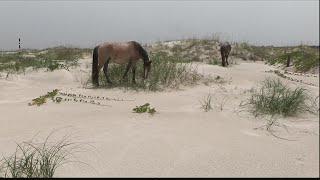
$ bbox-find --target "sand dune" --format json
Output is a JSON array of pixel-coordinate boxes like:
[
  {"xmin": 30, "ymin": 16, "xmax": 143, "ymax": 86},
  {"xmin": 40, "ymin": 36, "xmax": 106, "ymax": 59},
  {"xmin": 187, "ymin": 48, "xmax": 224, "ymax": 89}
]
[{"xmin": 0, "ymin": 58, "xmax": 318, "ymax": 177}]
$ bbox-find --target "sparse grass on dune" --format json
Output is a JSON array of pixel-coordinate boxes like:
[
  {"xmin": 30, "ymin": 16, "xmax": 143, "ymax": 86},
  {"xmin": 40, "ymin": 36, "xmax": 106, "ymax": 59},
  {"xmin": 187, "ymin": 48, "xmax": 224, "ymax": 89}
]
[
  {"xmin": 0, "ymin": 132, "xmax": 83, "ymax": 178},
  {"xmin": 0, "ymin": 47, "xmax": 89, "ymax": 73},
  {"xmin": 37, "ymin": 46, "xmax": 90, "ymax": 62},
  {"xmin": 98, "ymin": 52, "xmax": 205, "ymax": 91},
  {"xmin": 269, "ymin": 46, "xmax": 319, "ymax": 72},
  {"xmin": 247, "ymin": 78, "xmax": 314, "ymax": 117},
  {"xmin": 200, "ymin": 94, "xmax": 213, "ymax": 112},
  {"xmin": 231, "ymin": 42, "xmax": 319, "ymax": 72}
]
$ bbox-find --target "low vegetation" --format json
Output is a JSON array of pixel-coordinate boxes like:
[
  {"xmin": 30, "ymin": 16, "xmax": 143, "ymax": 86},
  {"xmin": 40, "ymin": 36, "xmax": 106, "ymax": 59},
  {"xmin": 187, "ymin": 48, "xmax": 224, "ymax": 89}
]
[
  {"xmin": 268, "ymin": 46, "xmax": 319, "ymax": 72},
  {"xmin": 133, "ymin": 103, "xmax": 156, "ymax": 115},
  {"xmin": 248, "ymin": 78, "xmax": 311, "ymax": 117},
  {"xmin": 0, "ymin": 47, "xmax": 89, "ymax": 73},
  {"xmin": 233, "ymin": 43, "xmax": 319, "ymax": 72},
  {"xmin": 200, "ymin": 94, "xmax": 213, "ymax": 112},
  {"xmin": 28, "ymin": 89, "xmax": 59, "ymax": 106}
]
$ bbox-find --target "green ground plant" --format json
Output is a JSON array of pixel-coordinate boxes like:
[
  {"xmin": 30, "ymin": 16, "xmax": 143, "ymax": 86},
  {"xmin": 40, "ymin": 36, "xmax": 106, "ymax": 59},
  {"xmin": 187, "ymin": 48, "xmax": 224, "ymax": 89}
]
[
  {"xmin": 133, "ymin": 103, "xmax": 156, "ymax": 115},
  {"xmin": 28, "ymin": 89, "xmax": 59, "ymax": 106}
]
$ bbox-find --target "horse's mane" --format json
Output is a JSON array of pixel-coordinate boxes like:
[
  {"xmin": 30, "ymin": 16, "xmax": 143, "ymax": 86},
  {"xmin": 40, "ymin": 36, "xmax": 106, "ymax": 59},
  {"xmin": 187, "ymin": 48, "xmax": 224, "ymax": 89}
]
[{"xmin": 130, "ymin": 41, "xmax": 150, "ymax": 63}]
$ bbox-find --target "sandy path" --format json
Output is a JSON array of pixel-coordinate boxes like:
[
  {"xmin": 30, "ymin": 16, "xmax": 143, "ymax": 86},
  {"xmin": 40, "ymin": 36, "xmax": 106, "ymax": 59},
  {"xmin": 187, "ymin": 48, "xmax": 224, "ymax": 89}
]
[{"xmin": 0, "ymin": 59, "xmax": 318, "ymax": 177}]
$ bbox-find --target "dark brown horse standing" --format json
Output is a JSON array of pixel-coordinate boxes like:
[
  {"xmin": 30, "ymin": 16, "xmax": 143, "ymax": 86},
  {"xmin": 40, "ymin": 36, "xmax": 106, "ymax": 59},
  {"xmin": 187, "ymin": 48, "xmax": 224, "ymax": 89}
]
[
  {"xmin": 220, "ymin": 42, "xmax": 232, "ymax": 67},
  {"xmin": 92, "ymin": 41, "xmax": 152, "ymax": 86}
]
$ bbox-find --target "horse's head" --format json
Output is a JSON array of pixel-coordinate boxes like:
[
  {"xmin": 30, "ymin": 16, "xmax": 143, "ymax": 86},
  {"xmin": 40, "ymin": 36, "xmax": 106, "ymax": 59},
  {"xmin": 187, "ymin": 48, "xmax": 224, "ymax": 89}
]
[{"xmin": 143, "ymin": 60, "xmax": 152, "ymax": 79}]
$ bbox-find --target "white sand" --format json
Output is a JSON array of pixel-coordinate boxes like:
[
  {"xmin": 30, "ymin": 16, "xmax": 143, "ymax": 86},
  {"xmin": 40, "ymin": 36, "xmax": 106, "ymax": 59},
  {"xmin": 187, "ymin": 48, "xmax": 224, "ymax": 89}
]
[{"xmin": 0, "ymin": 58, "xmax": 318, "ymax": 177}]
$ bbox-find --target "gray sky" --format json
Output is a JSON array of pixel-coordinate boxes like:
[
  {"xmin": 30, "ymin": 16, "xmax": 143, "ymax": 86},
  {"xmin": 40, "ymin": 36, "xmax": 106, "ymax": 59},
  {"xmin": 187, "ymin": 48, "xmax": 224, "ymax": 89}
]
[{"xmin": 0, "ymin": 0, "xmax": 319, "ymax": 50}]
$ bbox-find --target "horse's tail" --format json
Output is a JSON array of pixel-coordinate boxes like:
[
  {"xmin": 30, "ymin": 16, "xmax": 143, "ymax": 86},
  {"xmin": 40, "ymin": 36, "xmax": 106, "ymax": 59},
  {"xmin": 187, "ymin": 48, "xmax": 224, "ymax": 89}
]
[
  {"xmin": 131, "ymin": 41, "xmax": 149, "ymax": 63},
  {"xmin": 92, "ymin": 45, "xmax": 99, "ymax": 86}
]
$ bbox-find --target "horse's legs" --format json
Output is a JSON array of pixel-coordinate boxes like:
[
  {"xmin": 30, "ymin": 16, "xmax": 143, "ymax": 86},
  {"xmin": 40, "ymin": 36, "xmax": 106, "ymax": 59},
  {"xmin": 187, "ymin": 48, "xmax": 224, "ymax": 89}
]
[
  {"xmin": 103, "ymin": 58, "xmax": 112, "ymax": 84},
  {"xmin": 221, "ymin": 52, "xmax": 226, "ymax": 67},
  {"xmin": 131, "ymin": 65, "xmax": 136, "ymax": 84},
  {"xmin": 94, "ymin": 63, "xmax": 104, "ymax": 86},
  {"xmin": 226, "ymin": 54, "xmax": 229, "ymax": 66},
  {"xmin": 226, "ymin": 50, "xmax": 231, "ymax": 65},
  {"xmin": 122, "ymin": 61, "xmax": 132, "ymax": 80}
]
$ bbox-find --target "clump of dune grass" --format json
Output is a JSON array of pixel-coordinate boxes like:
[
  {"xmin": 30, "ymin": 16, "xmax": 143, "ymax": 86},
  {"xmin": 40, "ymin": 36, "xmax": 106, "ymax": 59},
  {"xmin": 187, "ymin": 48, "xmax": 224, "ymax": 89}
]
[
  {"xmin": 248, "ymin": 78, "xmax": 309, "ymax": 117},
  {"xmin": 200, "ymin": 94, "xmax": 213, "ymax": 112},
  {"xmin": 0, "ymin": 132, "xmax": 81, "ymax": 178},
  {"xmin": 98, "ymin": 52, "xmax": 204, "ymax": 91}
]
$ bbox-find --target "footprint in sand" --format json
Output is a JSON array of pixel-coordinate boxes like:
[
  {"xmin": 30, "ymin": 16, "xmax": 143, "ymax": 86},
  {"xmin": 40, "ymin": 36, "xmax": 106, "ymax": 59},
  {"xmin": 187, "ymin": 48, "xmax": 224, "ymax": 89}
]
[{"xmin": 295, "ymin": 155, "xmax": 305, "ymax": 165}]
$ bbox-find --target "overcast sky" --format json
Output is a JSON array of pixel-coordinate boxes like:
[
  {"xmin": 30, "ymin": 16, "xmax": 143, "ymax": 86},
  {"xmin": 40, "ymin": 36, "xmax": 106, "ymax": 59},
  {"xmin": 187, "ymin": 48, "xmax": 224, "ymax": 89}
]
[{"xmin": 0, "ymin": 0, "xmax": 319, "ymax": 50}]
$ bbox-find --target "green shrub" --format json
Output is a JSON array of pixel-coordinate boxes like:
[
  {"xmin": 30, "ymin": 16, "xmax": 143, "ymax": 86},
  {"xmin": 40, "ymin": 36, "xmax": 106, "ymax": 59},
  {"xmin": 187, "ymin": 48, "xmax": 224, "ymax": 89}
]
[
  {"xmin": 133, "ymin": 103, "xmax": 156, "ymax": 114},
  {"xmin": 28, "ymin": 89, "xmax": 59, "ymax": 106}
]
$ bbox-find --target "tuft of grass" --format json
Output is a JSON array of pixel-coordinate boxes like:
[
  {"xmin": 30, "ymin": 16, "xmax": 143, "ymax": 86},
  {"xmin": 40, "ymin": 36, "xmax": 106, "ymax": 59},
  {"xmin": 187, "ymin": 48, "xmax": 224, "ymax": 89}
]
[
  {"xmin": 0, "ymin": 133, "xmax": 80, "ymax": 178},
  {"xmin": 200, "ymin": 94, "xmax": 213, "ymax": 112},
  {"xmin": 133, "ymin": 103, "xmax": 156, "ymax": 115},
  {"xmin": 248, "ymin": 78, "xmax": 309, "ymax": 117},
  {"xmin": 99, "ymin": 52, "xmax": 204, "ymax": 91}
]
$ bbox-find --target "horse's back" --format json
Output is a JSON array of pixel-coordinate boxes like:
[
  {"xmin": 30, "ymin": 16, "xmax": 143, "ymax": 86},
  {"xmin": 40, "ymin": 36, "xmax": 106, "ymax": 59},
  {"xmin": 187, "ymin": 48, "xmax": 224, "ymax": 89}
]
[
  {"xmin": 98, "ymin": 42, "xmax": 140, "ymax": 64},
  {"xmin": 220, "ymin": 42, "xmax": 231, "ymax": 53}
]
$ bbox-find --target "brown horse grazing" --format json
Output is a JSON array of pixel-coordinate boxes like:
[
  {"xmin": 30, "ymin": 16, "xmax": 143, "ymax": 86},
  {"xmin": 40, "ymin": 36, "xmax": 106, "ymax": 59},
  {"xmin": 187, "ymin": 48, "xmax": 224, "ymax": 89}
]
[
  {"xmin": 220, "ymin": 42, "xmax": 232, "ymax": 67},
  {"xmin": 92, "ymin": 41, "xmax": 152, "ymax": 86}
]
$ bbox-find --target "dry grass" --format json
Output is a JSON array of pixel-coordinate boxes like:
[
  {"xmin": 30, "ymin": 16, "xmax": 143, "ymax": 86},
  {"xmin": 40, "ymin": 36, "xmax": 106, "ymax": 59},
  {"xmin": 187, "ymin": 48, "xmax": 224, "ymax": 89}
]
[
  {"xmin": 0, "ymin": 131, "xmax": 87, "ymax": 178},
  {"xmin": 248, "ymin": 78, "xmax": 311, "ymax": 117}
]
